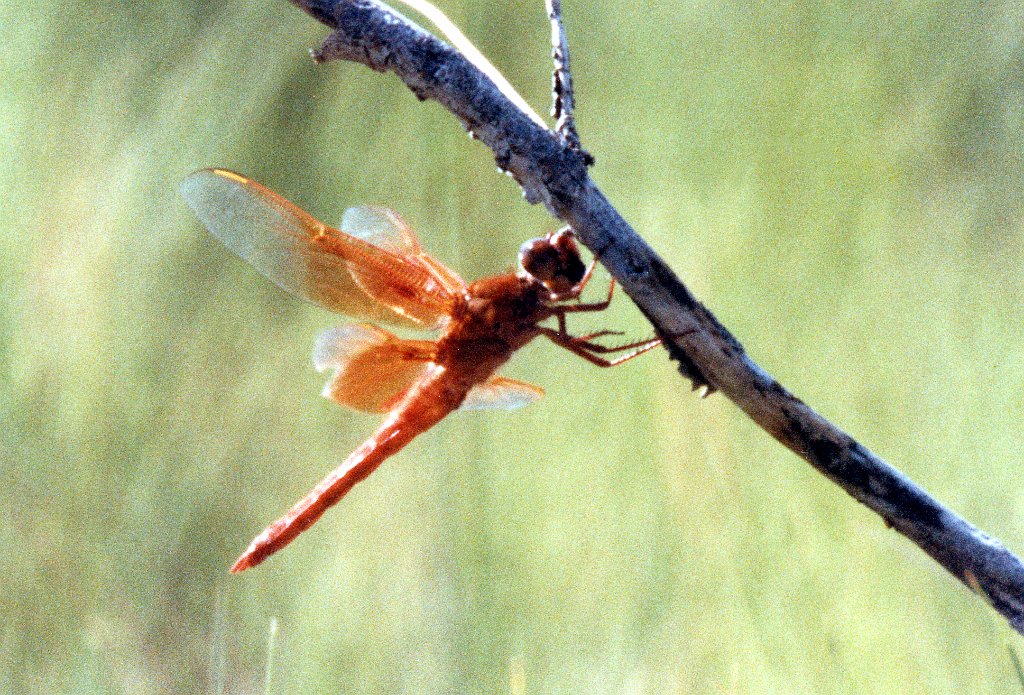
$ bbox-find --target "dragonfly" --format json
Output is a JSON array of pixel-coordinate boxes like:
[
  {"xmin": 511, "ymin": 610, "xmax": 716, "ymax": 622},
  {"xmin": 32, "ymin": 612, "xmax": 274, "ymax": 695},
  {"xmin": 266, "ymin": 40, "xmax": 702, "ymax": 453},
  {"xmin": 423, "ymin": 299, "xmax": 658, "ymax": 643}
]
[{"xmin": 180, "ymin": 168, "xmax": 662, "ymax": 572}]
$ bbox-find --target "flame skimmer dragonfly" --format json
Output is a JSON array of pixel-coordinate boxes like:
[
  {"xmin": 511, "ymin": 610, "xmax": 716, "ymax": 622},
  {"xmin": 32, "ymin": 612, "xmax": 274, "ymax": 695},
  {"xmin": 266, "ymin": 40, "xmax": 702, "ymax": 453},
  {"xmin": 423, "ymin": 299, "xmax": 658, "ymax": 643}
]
[{"xmin": 181, "ymin": 168, "xmax": 661, "ymax": 572}]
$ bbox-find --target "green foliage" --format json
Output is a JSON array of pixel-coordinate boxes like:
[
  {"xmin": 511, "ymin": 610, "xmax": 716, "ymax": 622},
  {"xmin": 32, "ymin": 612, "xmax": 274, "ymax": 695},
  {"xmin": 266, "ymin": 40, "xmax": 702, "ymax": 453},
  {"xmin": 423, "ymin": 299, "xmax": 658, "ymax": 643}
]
[{"xmin": 3, "ymin": 0, "xmax": 1023, "ymax": 691}]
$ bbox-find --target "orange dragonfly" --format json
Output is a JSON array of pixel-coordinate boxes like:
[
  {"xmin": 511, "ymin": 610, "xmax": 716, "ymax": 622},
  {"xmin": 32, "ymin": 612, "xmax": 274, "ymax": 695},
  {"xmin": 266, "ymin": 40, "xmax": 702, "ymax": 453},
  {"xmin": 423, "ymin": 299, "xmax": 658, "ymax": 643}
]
[{"xmin": 181, "ymin": 168, "xmax": 661, "ymax": 572}]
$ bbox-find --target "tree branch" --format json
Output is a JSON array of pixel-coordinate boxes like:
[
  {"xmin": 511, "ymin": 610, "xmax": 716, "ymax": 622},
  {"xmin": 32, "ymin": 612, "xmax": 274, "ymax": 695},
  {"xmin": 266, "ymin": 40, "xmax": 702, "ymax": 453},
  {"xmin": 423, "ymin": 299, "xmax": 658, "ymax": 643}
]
[{"xmin": 289, "ymin": 0, "xmax": 1024, "ymax": 633}]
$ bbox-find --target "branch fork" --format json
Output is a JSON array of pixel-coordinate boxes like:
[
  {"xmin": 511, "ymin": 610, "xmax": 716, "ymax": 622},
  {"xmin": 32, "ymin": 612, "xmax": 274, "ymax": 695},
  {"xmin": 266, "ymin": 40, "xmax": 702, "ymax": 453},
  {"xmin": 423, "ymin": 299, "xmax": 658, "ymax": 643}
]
[{"xmin": 286, "ymin": 0, "xmax": 1024, "ymax": 634}]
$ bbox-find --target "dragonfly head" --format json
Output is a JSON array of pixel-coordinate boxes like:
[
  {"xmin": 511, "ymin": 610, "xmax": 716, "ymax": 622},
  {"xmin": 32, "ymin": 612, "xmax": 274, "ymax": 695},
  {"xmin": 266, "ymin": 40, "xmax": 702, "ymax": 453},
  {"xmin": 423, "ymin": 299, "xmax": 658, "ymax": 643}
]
[{"xmin": 518, "ymin": 228, "xmax": 588, "ymax": 299}]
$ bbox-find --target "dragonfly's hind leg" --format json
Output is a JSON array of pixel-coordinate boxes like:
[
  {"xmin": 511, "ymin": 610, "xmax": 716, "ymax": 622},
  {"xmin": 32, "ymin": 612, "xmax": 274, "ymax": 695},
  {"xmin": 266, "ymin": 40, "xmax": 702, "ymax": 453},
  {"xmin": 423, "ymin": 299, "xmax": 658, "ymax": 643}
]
[{"xmin": 538, "ymin": 326, "xmax": 662, "ymax": 368}]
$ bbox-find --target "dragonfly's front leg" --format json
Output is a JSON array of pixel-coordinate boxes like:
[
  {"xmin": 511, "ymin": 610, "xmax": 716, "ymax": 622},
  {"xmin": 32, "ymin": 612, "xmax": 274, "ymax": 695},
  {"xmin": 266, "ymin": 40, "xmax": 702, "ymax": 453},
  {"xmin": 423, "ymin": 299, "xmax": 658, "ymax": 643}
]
[{"xmin": 550, "ymin": 279, "xmax": 617, "ymax": 334}]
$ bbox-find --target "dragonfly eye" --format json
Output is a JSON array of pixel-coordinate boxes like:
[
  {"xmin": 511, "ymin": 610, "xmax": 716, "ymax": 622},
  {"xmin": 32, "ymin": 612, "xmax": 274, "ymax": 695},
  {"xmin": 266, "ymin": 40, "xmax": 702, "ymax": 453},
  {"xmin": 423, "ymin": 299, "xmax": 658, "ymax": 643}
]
[
  {"xmin": 518, "ymin": 230, "xmax": 587, "ymax": 296},
  {"xmin": 548, "ymin": 230, "xmax": 587, "ymax": 288},
  {"xmin": 519, "ymin": 237, "xmax": 558, "ymax": 283}
]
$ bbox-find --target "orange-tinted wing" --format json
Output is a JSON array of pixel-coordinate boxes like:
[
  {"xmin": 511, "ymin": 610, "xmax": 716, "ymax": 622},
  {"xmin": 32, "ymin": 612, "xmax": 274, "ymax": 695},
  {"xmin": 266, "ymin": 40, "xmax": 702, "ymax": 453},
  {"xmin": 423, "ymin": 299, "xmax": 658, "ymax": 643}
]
[
  {"xmin": 341, "ymin": 206, "xmax": 466, "ymax": 298},
  {"xmin": 314, "ymin": 324, "xmax": 436, "ymax": 413},
  {"xmin": 180, "ymin": 169, "xmax": 466, "ymax": 329},
  {"xmin": 461, "ymin": 376, "xmax": 544, "ymax": 410}
]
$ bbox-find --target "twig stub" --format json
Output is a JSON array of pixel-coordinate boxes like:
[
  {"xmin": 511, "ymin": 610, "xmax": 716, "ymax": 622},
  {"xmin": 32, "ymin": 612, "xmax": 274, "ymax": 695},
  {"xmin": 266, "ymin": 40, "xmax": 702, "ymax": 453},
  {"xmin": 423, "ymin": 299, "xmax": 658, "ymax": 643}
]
[{"xmin": 546, "ymin": 0, "xmax": 593, "ymax": 165}]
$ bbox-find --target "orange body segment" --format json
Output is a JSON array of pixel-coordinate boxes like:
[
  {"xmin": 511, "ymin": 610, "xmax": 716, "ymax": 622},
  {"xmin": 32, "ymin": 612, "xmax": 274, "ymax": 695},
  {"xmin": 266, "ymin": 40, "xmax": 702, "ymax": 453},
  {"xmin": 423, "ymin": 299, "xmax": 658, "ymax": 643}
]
[{"xmin": 181, "ymin": 168, "xmax": 662, "ymax": 571}]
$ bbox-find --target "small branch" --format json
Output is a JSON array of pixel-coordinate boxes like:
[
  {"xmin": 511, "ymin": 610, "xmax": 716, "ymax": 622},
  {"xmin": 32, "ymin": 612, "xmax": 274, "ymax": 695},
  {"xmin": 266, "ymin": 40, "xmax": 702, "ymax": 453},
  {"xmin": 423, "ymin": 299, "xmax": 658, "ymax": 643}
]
[
  {"xmin": 546, "ymin": 0, "xmax": 590, "ymax": 163},
  {"xmin": 288, "ymin": 0, "xmax": 1024, "ymax": 634}
]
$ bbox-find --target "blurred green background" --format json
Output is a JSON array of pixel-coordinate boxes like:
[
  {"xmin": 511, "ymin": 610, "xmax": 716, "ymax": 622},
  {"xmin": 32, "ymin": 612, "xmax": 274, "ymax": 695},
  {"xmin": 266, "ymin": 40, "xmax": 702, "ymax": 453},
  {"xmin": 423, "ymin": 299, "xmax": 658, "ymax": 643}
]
[{"xmin": 3, "ymin": 0, "xmax": 1024, "ymax": 692}]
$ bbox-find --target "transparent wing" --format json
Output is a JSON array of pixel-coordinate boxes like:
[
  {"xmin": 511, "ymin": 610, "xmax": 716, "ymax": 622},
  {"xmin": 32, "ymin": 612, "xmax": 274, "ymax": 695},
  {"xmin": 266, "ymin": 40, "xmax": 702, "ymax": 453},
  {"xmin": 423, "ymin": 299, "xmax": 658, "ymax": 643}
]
[
  {"xmin": 461, "ymin": 376, "xmax": 544, "ymax": 411},
  {"xmin": 342, "ymin": 205, "xmax": 467, "ymax": 297},
  {"xmin": 181, "ymin": 169, "xmax": 464, "ymax": 329},
  {"xmin": 314, "ymin": 324, "xmax": 436, "ymax": 413},
  {"xmin": 341, "ymin": 205, "xmax": 422, "ymax": 254}
]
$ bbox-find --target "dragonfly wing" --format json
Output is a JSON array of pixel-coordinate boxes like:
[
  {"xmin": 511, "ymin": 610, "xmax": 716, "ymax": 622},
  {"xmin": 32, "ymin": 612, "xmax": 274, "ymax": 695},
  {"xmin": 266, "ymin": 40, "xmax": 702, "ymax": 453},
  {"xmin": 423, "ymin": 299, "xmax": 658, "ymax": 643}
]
[
  {"xmin": 181, "ymin": 169, "xmax": 462, "ymax": 328},
  {"xmin": 461, "ymin": 376, "xmax": 545, "ymax": 411},
  {"xmin": 314, "ymin": 324, "xmax": 437, "ymax": 413},
  {"xmin": 343, "ymin": 205, "xmax": 468, "ymax": 297},
  {"xmin": 341, "ymin": 205, "xmax": 423, "ymax": 254}
]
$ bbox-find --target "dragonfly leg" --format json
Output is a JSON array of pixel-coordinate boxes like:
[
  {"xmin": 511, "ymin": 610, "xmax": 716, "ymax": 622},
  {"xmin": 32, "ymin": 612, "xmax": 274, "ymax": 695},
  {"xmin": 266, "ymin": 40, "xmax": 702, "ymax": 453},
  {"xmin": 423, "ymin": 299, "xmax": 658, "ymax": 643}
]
[
  {"xmin": 551, "ymin": 279, "xmax": 617, "ymax": 333},
  {"xmin": 560, "ymin": 277, "xmax": 616, "ymax": 311},
  {"xmin": 538, "ymin": 326, "xmax": 662, "ymax": 367},
  {"xmin": 573, "ymin": 329, "xmax": 624, "ymax": 341},
  {"xmin": 566, "ymin": 256, "xmax": 598, "ymax": 299}
]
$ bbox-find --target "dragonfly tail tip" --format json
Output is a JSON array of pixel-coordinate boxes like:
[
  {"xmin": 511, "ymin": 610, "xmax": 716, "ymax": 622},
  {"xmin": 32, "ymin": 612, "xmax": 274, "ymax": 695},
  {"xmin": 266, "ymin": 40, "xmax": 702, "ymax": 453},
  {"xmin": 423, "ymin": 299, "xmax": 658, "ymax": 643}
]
[{"xmin": 230, "ymin": 554, "xmax": 254, "ymax": 573}]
